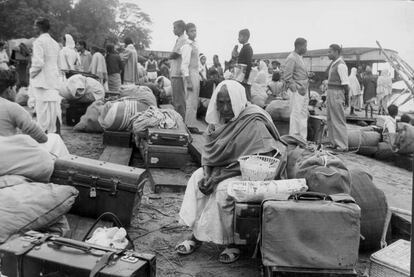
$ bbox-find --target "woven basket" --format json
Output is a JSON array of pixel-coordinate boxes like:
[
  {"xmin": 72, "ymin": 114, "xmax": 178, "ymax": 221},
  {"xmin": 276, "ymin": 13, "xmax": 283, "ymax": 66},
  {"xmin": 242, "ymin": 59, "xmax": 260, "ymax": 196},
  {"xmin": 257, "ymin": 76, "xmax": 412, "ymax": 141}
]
[
  {"xmin": 238, "ymin": 155, "xmax": 280, "ymax": 181},
  {"xmin": 369, "ymin": 239, "xmax": 410, "ymax": 277}
]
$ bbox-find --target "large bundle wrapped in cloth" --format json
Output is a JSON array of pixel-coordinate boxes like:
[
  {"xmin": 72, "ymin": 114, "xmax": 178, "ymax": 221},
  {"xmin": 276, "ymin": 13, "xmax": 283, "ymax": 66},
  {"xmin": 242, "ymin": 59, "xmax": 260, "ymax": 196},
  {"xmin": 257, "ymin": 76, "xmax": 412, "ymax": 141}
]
[
  {"xmin": 73, "ymin": 99, "xmax": 105, "ymax": 133},
  {"xmin": 0, "ymin": 175, "xmax": 78, "ymax": 243},
  {"xmin": 59, "ymin": 74, "xmax": 105, "ymax": 103},
  {"xmin": 393, "ymin": 123, "xmax": 414, "ymax": 154},
  {"xmin": 265, "ymin": 100, "xmax": 291, "ymax": 122},
  {"xmin": 119, "ymin": 84, "xmax": 154, "ymax": 98},
  {"xmin": 348, "ymin": 129, "xmax": 381, "ymax": 151},
  {"xmin": 295, "ymin": 147, "xmax": 351, "ymax": 194},
  {"xmin": 348, "ymin": 168, "xmax": 388, "ymax": 251},
  {"xmin": 99, "ymin": 94, "xmax": 156, "ymax": 131},
  {"xmin": 132, "ymin": 106, "xmax": 184, "ymax": 137},
  {"xmin": 0, "ymin": 135, "xmax": 54, "ymax": 182},
  {"xmin": 15, "ymin": 87, "xmax": 29, "ymax": 106}
]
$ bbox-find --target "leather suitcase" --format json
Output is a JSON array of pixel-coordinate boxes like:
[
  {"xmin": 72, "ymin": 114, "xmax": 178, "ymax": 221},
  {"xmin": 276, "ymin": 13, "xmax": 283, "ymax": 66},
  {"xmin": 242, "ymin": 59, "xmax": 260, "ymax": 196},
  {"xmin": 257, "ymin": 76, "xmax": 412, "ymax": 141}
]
[
  {"xmin": 139, "ymin": 139, "xmax": 191, "ymax": 169},
  {"xmin": 234, "ymin": 202, "xmax": 261, "ymax": 245},
  {"xmin": 50, "ymin": 155, "xmax": 147, "ymax": 226},
  {"xmin": 261, "ymin": 192, "xmax": 360, "ymax": 272},
  {"xmin": 146, "ymin": 121, "xmax": 191, "ymax": 147},
  {"xmin": 0, "ymin": 231, "xmax": 156, "ymax": 277},
  {"xmin": 103, "ymin": 131, "xmax": 132, "ymax": 148}
]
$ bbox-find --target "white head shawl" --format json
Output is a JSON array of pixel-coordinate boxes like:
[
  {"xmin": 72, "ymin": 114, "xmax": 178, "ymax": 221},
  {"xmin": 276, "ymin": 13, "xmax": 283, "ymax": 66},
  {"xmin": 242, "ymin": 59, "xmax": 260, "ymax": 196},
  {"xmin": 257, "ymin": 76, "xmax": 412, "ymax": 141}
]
[
  {"xmin": 350, "ymin": 67, "xmax": 357, "ymax": 77},
  {"xmin": 205, "ymin": 80, "xmax": 248, "ymax": 125},
  {"xmin": 64, "ymin": 34, "xmax": 76, "ymax": 49}
]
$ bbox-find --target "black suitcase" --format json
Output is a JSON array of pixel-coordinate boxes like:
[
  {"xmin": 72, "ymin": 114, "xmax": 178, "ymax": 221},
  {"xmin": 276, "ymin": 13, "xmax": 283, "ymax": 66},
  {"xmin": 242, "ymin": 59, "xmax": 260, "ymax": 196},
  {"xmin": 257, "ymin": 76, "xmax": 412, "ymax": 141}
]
[
  {"xmin": 66, "ymin": 102, "xmax": 90, "ymax": 126},
  {"xmin": 234, "ymin": 202, "xmax": 261, "ymax": 245},
  {"xmin": 50, "ymin": 155, "xmax": 147, "ymax": 226},
  {"xmin": 138, "ymin": 139, "xmax": 191, "ymax": 169},
  {"xmin": 0, "ymin": 231, "xmax": 156, "ymax": 277},
  {"xmin": 103, "ymin": 131, "xmax": 132, "ymax": 148},
  {"xmin": 146, "ymin": 121, "xmax": 191, "ymax": 147}
]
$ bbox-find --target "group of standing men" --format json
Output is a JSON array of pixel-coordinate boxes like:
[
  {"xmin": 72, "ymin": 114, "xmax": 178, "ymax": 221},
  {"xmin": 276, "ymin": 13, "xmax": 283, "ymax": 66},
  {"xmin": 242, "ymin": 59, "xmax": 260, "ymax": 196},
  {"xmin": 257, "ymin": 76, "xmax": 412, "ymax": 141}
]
[
  {"xmin": 169, "ymin": 20, "xmax": 253, "ymax": 133},
  {"xmin": 282, "ymin": 38, "xmax": 350, "ymax": 151}
]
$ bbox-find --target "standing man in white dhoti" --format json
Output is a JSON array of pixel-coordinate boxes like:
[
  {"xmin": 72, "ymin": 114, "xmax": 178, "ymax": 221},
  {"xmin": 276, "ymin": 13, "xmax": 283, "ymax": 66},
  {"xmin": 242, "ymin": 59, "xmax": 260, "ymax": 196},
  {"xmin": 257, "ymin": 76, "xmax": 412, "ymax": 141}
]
[
  {"xmin": 181, "ymin": 23, "xmax": 201, "ymax": 134},
  {"xmin": 29, "ymin": 18, "xmax": 62, "ymax": 134},
  {"xmin": 326, "ymin": 44, "xmax": 350, "ymax": 151},
  {"xmin": 283, "ymin": 38, "xmax": 309, "ymax": 141}
]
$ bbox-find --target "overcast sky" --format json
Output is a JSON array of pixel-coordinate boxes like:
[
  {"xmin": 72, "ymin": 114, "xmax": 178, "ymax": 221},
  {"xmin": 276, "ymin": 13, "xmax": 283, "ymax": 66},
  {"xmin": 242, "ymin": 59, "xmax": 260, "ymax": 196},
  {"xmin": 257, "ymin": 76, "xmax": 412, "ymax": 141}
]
[{"xmin": 130, "ymin": 0, "xmax": 414, "ymax": 67}]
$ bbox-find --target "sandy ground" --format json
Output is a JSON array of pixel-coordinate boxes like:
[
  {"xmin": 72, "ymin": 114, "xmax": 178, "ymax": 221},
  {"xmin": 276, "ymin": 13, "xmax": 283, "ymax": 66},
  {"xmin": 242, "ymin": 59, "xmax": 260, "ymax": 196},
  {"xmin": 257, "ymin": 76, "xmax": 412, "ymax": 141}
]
[{"xmin": 60, "ymin": 120, "xmax": 411, "ymax": 277}]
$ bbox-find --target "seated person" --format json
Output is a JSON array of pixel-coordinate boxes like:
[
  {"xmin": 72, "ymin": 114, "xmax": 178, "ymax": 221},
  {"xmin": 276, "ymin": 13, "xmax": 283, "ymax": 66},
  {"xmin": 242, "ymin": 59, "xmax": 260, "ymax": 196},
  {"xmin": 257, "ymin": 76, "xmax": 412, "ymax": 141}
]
[
  {"xmin": 267, "ymin": 71, "xmax": 283, "ymax": 98},
  {"xmin": 176, "ymin": 80, "xmax": 285, "ymax": 263},
  {"xmin": 0, "ymin": 69, "xmax": 69, "ymax": 157},
  {"xmin": 382, "ymin": 104, "xmax": 398, "ymax": 144}
]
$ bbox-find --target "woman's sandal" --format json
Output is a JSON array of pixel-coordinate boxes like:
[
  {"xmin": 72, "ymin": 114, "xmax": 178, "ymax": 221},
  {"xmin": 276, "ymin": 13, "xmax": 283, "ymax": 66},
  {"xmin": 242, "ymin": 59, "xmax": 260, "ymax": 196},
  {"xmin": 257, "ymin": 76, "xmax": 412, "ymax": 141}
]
[
  {"xmin": 175, "ymin": 239, "xmax": 202, "ymax": 255},
  {"xmin": 218, "ymin": 247, "xmax": 241, "ymax": 264}
]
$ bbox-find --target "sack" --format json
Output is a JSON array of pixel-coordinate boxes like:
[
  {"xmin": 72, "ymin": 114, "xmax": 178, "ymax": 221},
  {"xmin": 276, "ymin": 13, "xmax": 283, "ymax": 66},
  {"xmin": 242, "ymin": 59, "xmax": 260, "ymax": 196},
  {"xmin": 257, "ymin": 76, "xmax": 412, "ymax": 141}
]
[
  {"xmin": 0, "ymin": 135, "xmax": 54, "ymax": 182},
  {"xmin": 73, "ymin": 100, "xmax": 105, "ymax": 133},
  {"xmin": 250, "ymin": 84, "xmax": 268, "ymax": 108},
  {"xmin": 0, "ymin": 175, "xmax": 78, "ymax": 243},
  {"xmin": 296, "ymin": 149, "xmax": 351, "ymax": 194},
  {"xmin": 227, "ymin": 179, "xmax": 307, "ymax": 202},
  {"xmin": 281, "ymin": 135, "xmax": 307, "ymax": 179},
  {"xmin": 348, "ymin": 130, "xmax": 381, "ymax": 150},
  {"xmin": 393, "ymin": 123, "xmax": 414, "ymax": 154},
  {"xmin": 349, "ymin": 168, "xmax": 388, "ymax": 251},
  {"xmin": 261, "ymin": 192, "xmax": 360, "ymax": 269},
  {"xmin": 119, "ymin": 84, "xmax": 154, "ymax": 99},
  {"xmin": 265, "ymin": 100, "xmax": 291, "ymax": 122},
  {"xmin": 99, "ymin": 97, "xmax": 154, "ymax": 131}
]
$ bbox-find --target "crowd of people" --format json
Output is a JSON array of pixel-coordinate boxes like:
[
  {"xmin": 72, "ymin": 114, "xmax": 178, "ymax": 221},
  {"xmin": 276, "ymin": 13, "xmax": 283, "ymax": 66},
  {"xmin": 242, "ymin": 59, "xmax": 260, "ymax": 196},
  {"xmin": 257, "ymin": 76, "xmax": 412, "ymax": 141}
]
[{"xmin": 0, "ymin": 16, "xmax": 413, "ymax": 268}]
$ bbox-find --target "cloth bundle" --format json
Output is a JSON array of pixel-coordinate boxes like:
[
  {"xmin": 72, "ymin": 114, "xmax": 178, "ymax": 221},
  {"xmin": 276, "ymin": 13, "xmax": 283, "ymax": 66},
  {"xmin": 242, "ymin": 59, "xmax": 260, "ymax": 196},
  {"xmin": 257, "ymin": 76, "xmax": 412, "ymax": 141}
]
[
  {"xmin": 0, "ymin": 175, "xmax": 78, "ymax": 243},
  {"xmin": 74, "ymin": 99, "xmax": 105, "ymax": 133},
  {"xmin": 265, "ymin": 100, "xmax": 291, "ymax": 122},
  {"xmin": 119, "ymin": 84, "xmax": 153, "ymax": 98},
  {"xmin": 99, "ymin": 95, "xmax": 156, "ymax": 131},
  {"xmin": 132, "ymin": 106, "xmax": 184, "ymax": 135},
  {"xmin": 393, "ymin": 123, "xmax": 414, "ymax": 154},
  {"xmin": 59, "ymin": 74, "xmax": 105, "ymax": 103},
  {"xmin": 86, "ymin": 227, "xmax": 129, "ymax": 249},
  {"xmin": 227, "ymin": 178, "xmax": 307, "ymax": 202}
]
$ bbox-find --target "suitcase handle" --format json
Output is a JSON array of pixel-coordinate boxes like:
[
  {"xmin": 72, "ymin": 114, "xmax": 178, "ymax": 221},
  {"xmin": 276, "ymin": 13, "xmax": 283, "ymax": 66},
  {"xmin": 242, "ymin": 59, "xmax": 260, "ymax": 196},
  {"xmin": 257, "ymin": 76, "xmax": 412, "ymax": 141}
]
[
  {"xmin": 82, "ymin": 212, "xmax": 135, "ymax": 250},
  {"xmin": 288, "ymin": 192, "xmax": 333, "ymax": 201},
  {"xmin": 157, "ymin": 135, "xmax": 179, "ymax": 141}
]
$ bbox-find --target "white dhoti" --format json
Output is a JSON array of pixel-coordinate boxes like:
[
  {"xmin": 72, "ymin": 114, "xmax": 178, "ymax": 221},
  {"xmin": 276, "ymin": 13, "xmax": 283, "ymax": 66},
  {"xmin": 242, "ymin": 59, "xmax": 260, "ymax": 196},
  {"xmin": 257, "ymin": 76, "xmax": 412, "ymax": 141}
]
[
  {"xmin": 40, "ymin": 133, "xmax": 70, "ymax": 158},
  {"xmin": 289, "ymin": 89, "xmax": 309, "ymax": 140},
  {"xmin": 32, "ymin": 87, "xmax": 62, "ymax": 134},
  {"xmin": 179, "ymin": 168, "xmax": 241, "ymax": 245},
  {"xmin": 147, "ymin": 71, "xmax": 158, "ymax": 81},
  {"xmin": 184, "ymin": 72, "xmax": 201, "ymax": 127}
]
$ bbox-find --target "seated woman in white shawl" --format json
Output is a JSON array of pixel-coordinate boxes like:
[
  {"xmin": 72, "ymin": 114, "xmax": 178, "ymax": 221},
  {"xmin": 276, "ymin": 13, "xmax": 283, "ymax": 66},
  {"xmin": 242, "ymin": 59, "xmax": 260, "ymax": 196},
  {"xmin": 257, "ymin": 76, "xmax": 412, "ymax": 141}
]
[
  {"xmin": 250, "ymin": 60, "xmax": 269, "ymax": 107},
  {"xmin": 0, "ymin": 70, "xmax": 69, "ymax": 158},
  {"xmin": 176, "ymin": 80, "xmax": 285, "ymax": 263},
  {"xmin": 59, "ymin": 34, "xmax": 80, "ymax": 71}
]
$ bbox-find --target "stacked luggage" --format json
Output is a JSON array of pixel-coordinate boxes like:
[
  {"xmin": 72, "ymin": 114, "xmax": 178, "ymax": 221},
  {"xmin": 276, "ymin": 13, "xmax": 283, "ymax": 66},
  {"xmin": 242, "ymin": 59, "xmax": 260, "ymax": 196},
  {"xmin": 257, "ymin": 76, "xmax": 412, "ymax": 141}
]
[{"xmin": 137, "ymin": 120, "xmax": 192, "ymax": 169}]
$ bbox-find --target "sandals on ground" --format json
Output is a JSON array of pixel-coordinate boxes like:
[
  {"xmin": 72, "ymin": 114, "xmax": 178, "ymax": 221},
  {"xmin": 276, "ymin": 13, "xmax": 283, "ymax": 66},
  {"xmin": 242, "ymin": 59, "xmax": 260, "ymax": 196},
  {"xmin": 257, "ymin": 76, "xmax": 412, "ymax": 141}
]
[
  {"xmin": 219, "ymin": 247, "xmax": 241, "ymax": 264},
  {"xmin": 175, "ymin": 239, "xmax": 202, "ymax": 255}
]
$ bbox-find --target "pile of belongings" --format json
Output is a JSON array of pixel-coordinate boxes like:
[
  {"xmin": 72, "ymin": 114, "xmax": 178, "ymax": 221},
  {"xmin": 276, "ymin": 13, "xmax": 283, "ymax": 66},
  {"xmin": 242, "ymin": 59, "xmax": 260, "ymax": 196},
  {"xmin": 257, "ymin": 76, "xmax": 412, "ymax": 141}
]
[
  {"xmin": 74, "ymin": 85, "xmax": 157, "ymax": 133},
  {"xmin": 132, "ymin": 106, "xmax": 184, "ymax": 137}
]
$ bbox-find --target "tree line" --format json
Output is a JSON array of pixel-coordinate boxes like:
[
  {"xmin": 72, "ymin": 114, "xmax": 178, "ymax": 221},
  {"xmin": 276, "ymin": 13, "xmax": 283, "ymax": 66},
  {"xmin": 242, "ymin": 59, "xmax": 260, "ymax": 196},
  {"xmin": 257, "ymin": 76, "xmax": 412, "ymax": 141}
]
[{"xmin": 0, "ymin": 0, "xmax": 152, "ymax": 49}]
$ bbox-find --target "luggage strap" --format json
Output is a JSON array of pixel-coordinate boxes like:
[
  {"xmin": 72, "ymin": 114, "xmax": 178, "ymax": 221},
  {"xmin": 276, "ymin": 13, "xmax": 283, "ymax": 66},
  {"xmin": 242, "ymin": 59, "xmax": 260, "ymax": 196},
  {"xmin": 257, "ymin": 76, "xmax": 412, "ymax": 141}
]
[{"xmin": 89, "ymin": 250, "xmax": 124, "ymax": 277}]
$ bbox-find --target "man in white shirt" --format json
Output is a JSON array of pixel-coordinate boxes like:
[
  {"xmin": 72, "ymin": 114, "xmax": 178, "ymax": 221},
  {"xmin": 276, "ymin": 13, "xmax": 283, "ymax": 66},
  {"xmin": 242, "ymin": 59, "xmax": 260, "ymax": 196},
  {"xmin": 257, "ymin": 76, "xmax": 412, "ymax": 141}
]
[
  {"xmin": 76, "ymin": 41, "xmax": 92, "ymax": 73},
  {"xmin": 29, "ymin": 17, "xmax": 62, "ymax": 134},
  {"xmin": 181, "ymin": 23, "xmax": 201, "ymax": 133},
  {"xmin": 326, "ymin": 44, "xmax": 350, "ymax": 151},
  {"xmin": 170, "ymin": 20, "xmax": 188, "ymax": 120}
]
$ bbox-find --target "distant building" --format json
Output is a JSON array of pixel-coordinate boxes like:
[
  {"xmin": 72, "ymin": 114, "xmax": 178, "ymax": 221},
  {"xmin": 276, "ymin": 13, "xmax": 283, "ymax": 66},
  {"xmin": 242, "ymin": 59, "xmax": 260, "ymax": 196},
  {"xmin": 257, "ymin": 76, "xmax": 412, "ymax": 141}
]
[{"xmin": 137, "ymin": 49, "xmax": 172, "ymax": 60}]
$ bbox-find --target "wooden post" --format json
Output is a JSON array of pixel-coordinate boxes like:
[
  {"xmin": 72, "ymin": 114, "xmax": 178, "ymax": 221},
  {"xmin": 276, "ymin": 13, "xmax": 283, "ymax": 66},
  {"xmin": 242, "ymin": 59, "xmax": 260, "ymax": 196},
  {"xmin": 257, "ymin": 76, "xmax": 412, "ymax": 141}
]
[{"xmin": 411, "ymin": 154, "xmax": 414, "ymax": 275}]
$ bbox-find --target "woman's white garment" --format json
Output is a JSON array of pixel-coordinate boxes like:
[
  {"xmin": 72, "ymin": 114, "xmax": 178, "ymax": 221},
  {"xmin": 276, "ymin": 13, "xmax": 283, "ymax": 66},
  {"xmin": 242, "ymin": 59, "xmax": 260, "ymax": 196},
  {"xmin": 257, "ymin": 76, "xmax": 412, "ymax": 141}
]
[
  {"xmin": 251, "ymin": 61, "xmax": 269, "ymax": 107},
  {"xmin": 89, "ymin": 52, "xmax": 108, "ymax": 84},
  {"xmin": 179, "ymin": 168, "xmax": 240, "ymax": 245},
  {"xmin": 205, "ymin": 80, "xmax": 247, "ymax": 125},
  {"xmin": 377, "ymin": 69, "xmax": 392, "ymax": 100},
  {"xmin": 40, "ymin": 133, "xmax": 69, "ymax": 158},
  {"xmin": 59, "ymin": 34, "xmax": 80, "ymax": 71},
  {"xmin": 348, "ymin": 68, "xmax": 362, "ymax": 97}
]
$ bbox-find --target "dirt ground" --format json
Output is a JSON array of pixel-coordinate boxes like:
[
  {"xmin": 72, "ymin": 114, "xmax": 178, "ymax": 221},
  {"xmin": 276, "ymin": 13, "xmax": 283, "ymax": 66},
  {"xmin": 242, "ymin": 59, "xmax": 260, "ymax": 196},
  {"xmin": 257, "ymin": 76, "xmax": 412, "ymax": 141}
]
[{"xmin": 60, "ymin": 122, "xmax": 410, "ymax": 277}]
